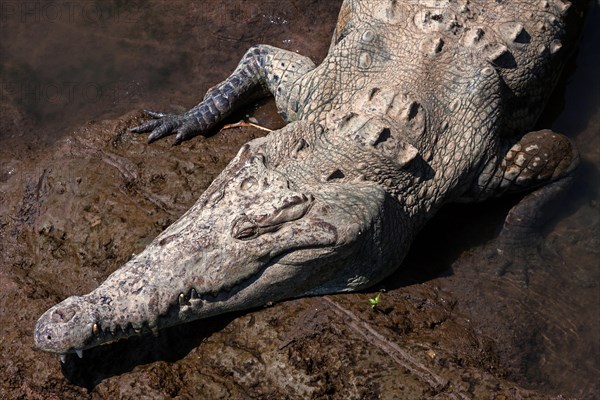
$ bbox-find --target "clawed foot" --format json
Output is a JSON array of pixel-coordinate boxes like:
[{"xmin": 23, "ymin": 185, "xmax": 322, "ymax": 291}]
[
  {"xmin": 483, "ymin": 231, "xmax": 557, "ymax": 287},
  {"xmin": 484, "ymin": 244, "xmax": 532, "ymax": 286},
  {"xmin": 130, "ymin": 109, "xmax": 202, "ymax": 144}
]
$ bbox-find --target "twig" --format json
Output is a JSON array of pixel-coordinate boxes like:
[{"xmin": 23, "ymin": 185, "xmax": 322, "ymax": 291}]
[
  {"xmin": 222, "ymin": 121, "xmax": 272, "ymax": 132},
  {"xmin": 323, "ymin": 297, "xmax": 448, "ymax": 392}
]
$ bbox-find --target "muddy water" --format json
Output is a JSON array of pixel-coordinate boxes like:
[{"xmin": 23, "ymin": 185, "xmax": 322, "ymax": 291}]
[
  {"xmin": 401, "ymin": 4, "xmax": 600, "ymax": 397},
  {"xmin": 0, "ymin": 0, "xmax": 339, "ymax": 143},
  {"xmin": 0, "ymin": 1, "xmax": 598, "ymax": 399}
]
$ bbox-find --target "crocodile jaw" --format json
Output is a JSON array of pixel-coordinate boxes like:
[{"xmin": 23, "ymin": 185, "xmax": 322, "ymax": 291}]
[{"xmin": 33, "ymin": 188, "xmax": 382, "ymax": 355}]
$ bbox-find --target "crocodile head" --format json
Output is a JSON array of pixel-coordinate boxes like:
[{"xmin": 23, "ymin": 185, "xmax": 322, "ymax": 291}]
[{"xmin": 34, "ymin": 122, "xmax": 407, "ymax": 357}]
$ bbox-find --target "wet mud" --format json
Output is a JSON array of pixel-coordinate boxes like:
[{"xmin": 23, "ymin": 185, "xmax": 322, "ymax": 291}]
[{"xmin": 1, "ymin": 1, "xmax": 599, "ymax": 399}]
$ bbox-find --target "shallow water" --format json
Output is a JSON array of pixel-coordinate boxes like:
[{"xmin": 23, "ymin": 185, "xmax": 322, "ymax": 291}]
[
  {"xmin": 402, "ymin": 4, "xmax": 600, "ymax": 396},
  {"xmin": 0, "ymin": 0, "xmax": 598, "ymax": 398},
  {"xmin": 529, "ymin": 5, "xmax": 600, "ymax": 395},
  {"xmin": 0, "ymin": 0, "xmax": 339, "ymax": 143}
]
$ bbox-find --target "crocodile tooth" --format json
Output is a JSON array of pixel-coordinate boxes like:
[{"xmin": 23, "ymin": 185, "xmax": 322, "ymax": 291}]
[
  {"xmin": 179, "ymin": 293, "xmax": 186, "ymax": 306},
  {"xmin": 75, "ymin": 349, "xmax": 83, "ymax": 359},
  {"xmin": 92, "ymin": 323, "xmax": 100, "ymax": 336},
  {"xmin": 190, "ymin": 288, "xmax": 198, "ymax": 299},
  {"xmin": 60, "ymin": 354, "xmax": 67, "ymax": 363}
]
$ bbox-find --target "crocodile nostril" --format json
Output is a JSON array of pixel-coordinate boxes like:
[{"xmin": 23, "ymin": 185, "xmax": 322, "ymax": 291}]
[
  {"xmin": 51, "ymin": 305, "xmax": 78, "ymax": 323},
  {"xmin": 240, "ymin": 176, "xmax": 258, "ymax": 192}
]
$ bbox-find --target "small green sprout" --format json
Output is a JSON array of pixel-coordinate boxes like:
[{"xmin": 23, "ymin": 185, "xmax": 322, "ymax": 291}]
[{"xmin": 369, "ymin": 292, "xmax": 382, "ymax": 310}]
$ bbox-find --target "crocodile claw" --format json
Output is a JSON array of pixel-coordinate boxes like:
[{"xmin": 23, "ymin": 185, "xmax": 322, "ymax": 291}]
[
  {"xmin": 143, "ymin": 109, "xmax": 168, "ymax": 118},
  {"xmin": 130, "ymin": 109, "xmax": 201, "ymax": 144},
  {"xmin": 483, "ymin": 230, "xmax": 554, "ymax": 287}
]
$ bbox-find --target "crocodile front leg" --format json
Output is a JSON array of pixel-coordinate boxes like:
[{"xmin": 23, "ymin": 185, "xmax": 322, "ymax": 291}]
[
  {"xmin": 130, "ymin": 45, "xmax": 316, "ymax": 144},
  {"xmin": 463, "ymin": 129, "xmax": 579, "ymax": 283}
]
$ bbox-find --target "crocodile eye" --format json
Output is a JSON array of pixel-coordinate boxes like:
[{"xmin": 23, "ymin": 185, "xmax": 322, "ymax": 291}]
[
  {"xmin": 231, "ymin": 215, "xmax": 259, "ymax": 240},
  {"xmin": 236, "ymin": 226, "xmax": 258, "ymax": 240}
]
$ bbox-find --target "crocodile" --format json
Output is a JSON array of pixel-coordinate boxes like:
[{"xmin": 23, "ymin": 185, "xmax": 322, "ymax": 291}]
[{"xmin": 34, "ymin": 0, "xmax": 581, "ymax": 360}]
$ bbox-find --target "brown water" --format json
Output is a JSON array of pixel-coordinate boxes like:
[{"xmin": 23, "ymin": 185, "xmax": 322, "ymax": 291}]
[
  {"xmin": 401, "ymin": 4, "xmax": 600, "ymax": 396},
  {"xmin": 0, "ymin": 0, "xmax": 340, "ymax": 143},
  {"xmin": 0, "ymin": 1, "xmax": 598, "ymax": 398}
]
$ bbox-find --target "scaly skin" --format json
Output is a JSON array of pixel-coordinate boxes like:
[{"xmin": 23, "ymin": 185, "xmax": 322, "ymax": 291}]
[{"xmin": 34, "ymin": 0, "xmax": 580, "ymax": 358}]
